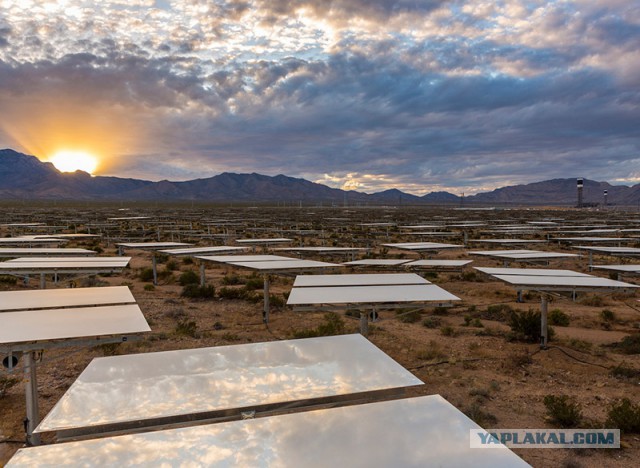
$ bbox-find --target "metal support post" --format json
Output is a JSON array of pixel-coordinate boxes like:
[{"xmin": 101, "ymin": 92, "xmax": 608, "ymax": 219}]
[
  {"xmin": 199, "ymin": 262, "xmax": 206, "ymax": 287},
  {"xmin": 152, "ymin": 254, "xmax": 158, "ymax": 286},
  {"xmin": 263, "ymin": 275, "xmax": 270, "ymax": 323},
  {"xmin": 359, "ymin": 311, "xmax": 368, "ymax": 336},
  {"xmin": 24, "ymin": 352, "xmax": 41, "ymax": 446},
  {"xmin": 540, "ymin": 295, "xmax": 548, "ymax": 349}
]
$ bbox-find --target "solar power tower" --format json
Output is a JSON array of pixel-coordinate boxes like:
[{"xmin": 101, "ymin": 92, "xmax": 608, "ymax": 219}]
[{"xmin": 577, "ymin": 178, "xmax": 584, "ymax": 208}]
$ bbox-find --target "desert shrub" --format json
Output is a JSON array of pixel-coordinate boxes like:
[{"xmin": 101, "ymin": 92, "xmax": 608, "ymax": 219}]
[
  {"xmin": 440, "ymin": 326, "xmax": 456, "ymax": 337},
  {"xmin": 221, "ymin": 332, "xmax": 241, "ymax": 341},
  {"xmin": 268, "ymin": 294, "xmax": 286, "ymax": 308},
  {"xmin": 566, "ymin": 339, "xmax": 592, "ymax": 353},
  {"xmin": 0, "ymin": 375, "xmax": 20, "ymax": 397},
  {"xmin": 96, "ymin": 343, "xmax": 121, "ymax": 356},
  {"xmin": 138, "ymin": 268, "xmax": 154, "ymax": 282},
  {"xmin": 242, "ymin": 289, "xmax": 262, "ymax": 303},
  {"xmin": 464, "ymin": 402, "xmax": 498, "ymax": 426},
  {"xmin": 422, "ymin": 317, "xmax": 442, "ymax": 329},
  {"xmin": 549, "ymin": 309, "xmax": 570, "ymax": 327},
  {"xmin": 182, "ymin": 257, "xmax": 194, "ymax": 265},
  {"xmin": 396, "ymin": 309, "xmax": 421, "ymax": 323},
  {"xmin": 0, "ymin": 275, "xmax": 18, "ymax": 285},
  {"xmin": 221, "ymin": 274, "xmax": 243, "ymax": 285},
  {"xmin": 610, "ymin": 364, "xmax": 640, "ymax": 380},
  {"xmin": 416, "ymin": 340, "xmax": 445, "ymax": 360},
  {"xmin": 292, "ymin": 312, "xmax": 345, "ymax": 339},
  {"xmin": 463, "ymin": 315, "xmax": 484, "ymax": 327},
  {"xmin": 482, "ymin": 304, "xmax": 514, "ymax": 321},
  {"xmin": 181, "ymin": 284, "xmax": 215, "ymax": 299},
  {"xmin": 157, "ymin": 269, "xmax": 174, "ymax": 282},
  {"xmin": 244, "ymin": 277, "xmax": 263, "ymax": 291},
  {"xmin": 432, "ymin": 306, "xmax": 449, "ymax": 316},
  {"xmin": 543, "ymin": 395, "xmax": 583, "ymax": 428},
  {"xmin": 510, "ymin": 349, "xmax": 533, "ymax": 368},
  {"xmin": 606, "ymin": 398, "xmax": 640, "ymax": 434},
  {"xmin": 580, "ymin": 295, "xmax": 605, "ymax": 307},
  {"xmin": 611, "ymin": 334, "xmax": 640, "ymax": 355},
  {"xmin": 218, "ymin": 286, "xmax": 244, "ymax": 300},
  {"xmin": 178, "ymin": 270, "xmax": 199, "ymax": 286},
  {"xmin": 461, "ymin": 271, "xmax": 479, "ymax": 282},
  {"xmin": 155, "ymin": 253, "xmax": 169, "ymax": 264},
  {"xmin": 89, "ymin": 244, "xmax": 104, "ymax": 254},
  {"xmin": 469, "ymin": 388, "xmax": 490, "ymax": 400},
  {"xmin": 143, "ymin": 284, "xmax": 155, "ymax": 291},
  {"xmin": 165, "ymin": 260, "xmax": 179, "ymax": 271},
  {"xmin": 508, "ymin": 309, "xmax": 553, "ymax": 343},
  {"xmin": 600, "ymin": 309, "xmax": 616, "ymax": 322},
  {"xmin": 175, "ymin": 319, "xmax": 199, "ymax": 337}
]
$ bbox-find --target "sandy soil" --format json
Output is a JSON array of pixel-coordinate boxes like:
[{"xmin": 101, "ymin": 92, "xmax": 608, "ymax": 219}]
[{"xmin": 1, "ymin": 206, "xmax": 639, "ymax": 467}]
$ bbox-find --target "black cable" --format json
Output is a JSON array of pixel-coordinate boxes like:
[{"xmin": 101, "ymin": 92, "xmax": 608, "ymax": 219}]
[
  {"xmin": 409, "ymin": 356, "xmax": 501, "ymax": 372},
  {"xmin": 544, "ymin": 345, "xmax": 610, "ymax": 370},
  {"xmin": 264, "ymin": 322, "xmax": 285, "ymax": 341}
]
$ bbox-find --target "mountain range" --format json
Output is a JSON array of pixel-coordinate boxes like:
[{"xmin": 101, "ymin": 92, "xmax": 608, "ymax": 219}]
[{"xmin": 1, "ymin": 148, "xmax": 638, "ymax": 206}]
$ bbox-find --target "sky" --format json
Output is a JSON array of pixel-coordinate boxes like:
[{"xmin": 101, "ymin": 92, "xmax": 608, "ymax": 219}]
[{"xmin": 0, "ymin": 0, "xmax": 639, "ymax": 195}]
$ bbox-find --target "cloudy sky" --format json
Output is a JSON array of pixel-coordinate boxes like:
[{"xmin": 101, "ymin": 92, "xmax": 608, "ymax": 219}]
[{"xmin": 0, "ymin": 1, "xmax": 638, "ymax": 195}]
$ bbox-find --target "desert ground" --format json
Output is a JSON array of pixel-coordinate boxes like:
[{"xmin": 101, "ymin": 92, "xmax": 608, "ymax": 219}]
[{"xmin": 1, "ymin": 203, "xmax": 639, "ymax": 467}]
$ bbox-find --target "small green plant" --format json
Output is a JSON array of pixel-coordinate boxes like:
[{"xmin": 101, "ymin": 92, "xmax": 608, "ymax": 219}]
[
  {"xmin": 469, "ymin": 387, "xmax": 490, "ymax": 400},
  {"xmin": 600, "ymin": 309, "xmax": 616, "ymax": 322},
  {"xmin": 465, "ymin": 402, "xmax": 498, "ymax": 426},
  {"xmin": 461, "ymin": 271, "xmax": 479, "ymax": 282},
  {"xmin": 221, "ymin": 274, "xmax": 243, "ymax": 285},
  {"xmin": 483, "ymin": 304, "xmax": 513, "ymax": 321},
  {"xmin": 543, "ymin": 395, "xmax": 583, "ymax": 428},
  {"xmin": 396, "ymin": 309, "xmax": 421, "ymax": 323},
  {"xmin": 178, "ymin": 270, "xmax": 200, "ymax": 286},
  {"xmin": 510, "ymin": 349, "xmax": 532, "ymax": 368},
  {"xmin": 416, "ymin": 340, "xmax": 445, "ymax": 360},
  {"xmin": 0, "ymin": 375, "xmax": 20, "ymax": 397},
  {"xmin": 96, "ymin": 343, "xmax": 121, "ymax": 356},
  {"xmin": 611, "ymin": 334, "xmax": 640, "ymax": 355},
  {"xmin": 292, "ymin": 312, "xmax": 345, "ymax": 338},
  {"xmin": 610, "ymin": 364, "xmax": 640, "ymax": 380},
  {"xmin": 463, "ymin": 315, "xmax": 484, "ymax": 327},
  {"xmin": 0, "ymin": 275, "xmax": 18, "ymax": 285},
  {"xmin": 182, "ymin": 257, "xmax": 194, "ymax": 265},
  {"xmin": 440, "ymin": 326, "xmax": 456, "ymax": 337},
  {"xmin": 155, "ymin": 253, "xmax": 169, "ymax": 264},
  {"xmin": 165, "ymin": 260, "xmax": 179, "ymax": 271},
  {"xmin": 181, "ymin": 284, "xmax": 215, "ymax": 299},
  {"xmin": 221, "ymin": 332, "xmax": 241, "ymax": 341},
  {"xmin": 175, "ymin": 319, "xmax": 199, "ymax": 337},
  {"xmin": 422, "ymin": 317, "xmax": 442, "ymax": 329},
  {"xmin": 580, "ymin": 295, "xmax": 605, "ymax": 307},
  {"xmin": 138, "ymin": 268, "xmax": 154, "ymax": 282},
  {"xmin": 566, "ymin": 339, "xmax": 592, "ymax": 353},
  {"xmin": 244, "ymin": 277, "xmax": 263, "ymax": 291},
  {"xmin": 218, "ymin": 287, "xmax": 245, "ymax": 300},
  {"xmin": 549, "ymin": 309, "xmax": 570, "ymax": 327},
  {"xmin": 606, "ymin": 398, "xmax": 640, "ymax": 434},
  {"xmin": 508, "ymin": 309, "xmax": 552, "ymax": 343},
  {"xmin": 268, "ymin": 294, "xmax": 286, "ymax": 308},
  {"xmin": 144, "ymin": 284, "xmax": 155, "ymax": 291}
]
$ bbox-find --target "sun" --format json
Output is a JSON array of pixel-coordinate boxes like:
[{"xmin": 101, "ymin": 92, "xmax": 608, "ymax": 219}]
[{"xmin": 49, "ymin": 150, "xmax": 98, "ymax": 174}]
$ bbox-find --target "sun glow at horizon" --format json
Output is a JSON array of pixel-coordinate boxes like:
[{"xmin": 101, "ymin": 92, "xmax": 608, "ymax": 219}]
[{"xmin": 49, "ymin": 150, "xmax": 99, "ymax": 174}]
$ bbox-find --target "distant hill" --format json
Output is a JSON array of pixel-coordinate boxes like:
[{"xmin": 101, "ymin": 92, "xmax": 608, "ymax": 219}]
[
  {"xmin": 0, "ymin": 149, "xmax": 424, "ymax": 203},
  {"xmin": 0, "ymin": 148, "xmax": 636, "ymax": 205},
  {"xmin": 469, "ymin": 178, "xmax": 628, "ymax": 206}
]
